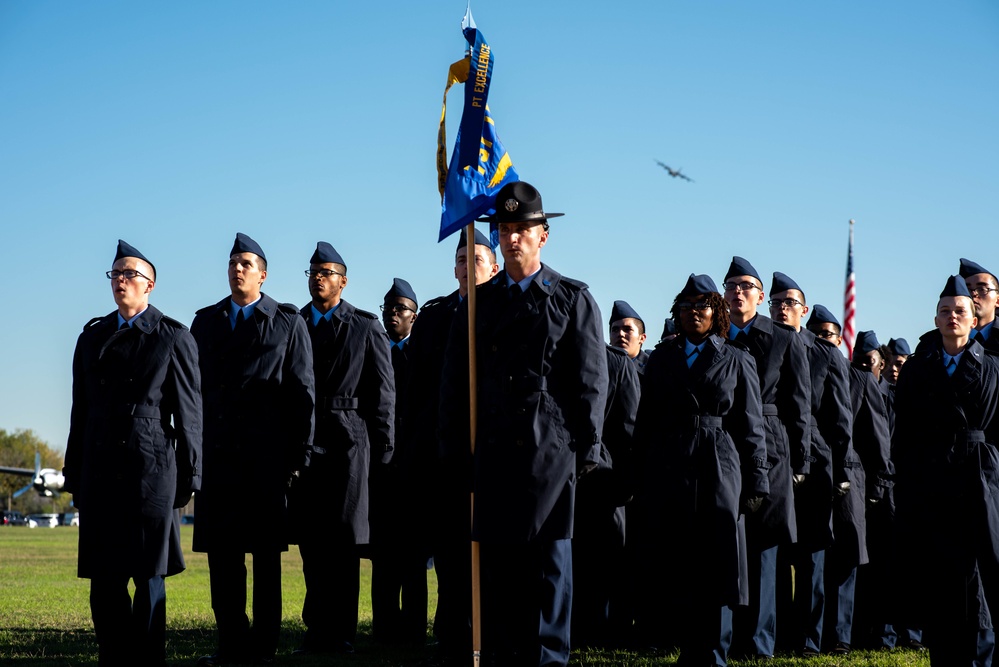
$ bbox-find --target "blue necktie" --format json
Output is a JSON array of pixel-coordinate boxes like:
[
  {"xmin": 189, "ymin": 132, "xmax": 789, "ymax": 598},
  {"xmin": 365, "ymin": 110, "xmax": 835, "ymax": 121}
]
[{"xmin": 946, "ymin": 358, "xmax": 957, "ymax": 376}]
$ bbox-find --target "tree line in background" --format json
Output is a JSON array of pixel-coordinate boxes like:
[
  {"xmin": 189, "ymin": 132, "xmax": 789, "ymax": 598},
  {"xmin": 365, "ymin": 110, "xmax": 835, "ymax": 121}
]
[{"xmin": 0, "ymin": 428, "xmax": 73, "ymax": 514}]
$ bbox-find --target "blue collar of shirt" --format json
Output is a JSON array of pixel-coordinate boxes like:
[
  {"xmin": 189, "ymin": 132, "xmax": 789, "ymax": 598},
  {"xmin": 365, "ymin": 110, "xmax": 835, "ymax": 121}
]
[
  {"xmin": 943, "ymin": 350, "xmax": 964, "ymax": 368},
  {"xmin": 230, "ymin": 297, "xmax": 261, "ymax": 326},
  {"xmin": 310, "ymin": 302, "xmax": 341, "ymax": 327},
  {"xmin": 684, "ymin": 339, "xmax": 706, "ymax": 355},
  {"xmin": 506, "ymin": 268, "xmax": 540, "ymax": 293},
  {"xmin": 978, "ymin": 320, "xmax": 994, "ymax": 341},
  {"xmin": 728, "ymin": 318, "xmax": 754, "ymax": 340},
  {"xmin": 390, "ymin": 336, "xmax": 410, "ymax": 350},
  {"xmin": 117, "ymin": 307, "xmax": 148, "ymax": 329}
]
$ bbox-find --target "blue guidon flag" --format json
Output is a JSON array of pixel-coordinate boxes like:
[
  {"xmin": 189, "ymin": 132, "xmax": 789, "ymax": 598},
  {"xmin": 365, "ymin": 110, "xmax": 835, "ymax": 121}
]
[{"xmin": 437, "ymin": 6, "xmax": 518, "ymax": 242}]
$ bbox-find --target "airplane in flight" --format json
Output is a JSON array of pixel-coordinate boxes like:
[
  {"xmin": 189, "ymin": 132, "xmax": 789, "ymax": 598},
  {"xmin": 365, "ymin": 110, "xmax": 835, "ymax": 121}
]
[
  {"xmin": 0, "ymin": 452, "xmax": 65, "ymax": 498},
  {"xmin": 655, "ymin": 160, "xmax": 694, "ymax": 182}
]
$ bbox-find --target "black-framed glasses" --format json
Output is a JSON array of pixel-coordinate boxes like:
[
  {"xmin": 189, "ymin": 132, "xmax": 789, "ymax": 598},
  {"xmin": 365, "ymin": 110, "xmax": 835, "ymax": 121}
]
[
  {"xmin": 677, "ymin": 301, "xmax": 712, "ymax": 312},
  {"xmin": 723, "ymin": 281, "xmax": 761, "ymax": 293},
  {"xmin": 970, "ymin": 286, "xmax": 999, "ymax": 298},
  {"xmin": 768, "ymin": 298, "xmax": 804, "ymax": 309},
  {"xmin": 106, "ymin": 269, "xmax": 151, "ymax": 281},
  {"xmin": 814, "ymin": 330, "xmax": 839, "ymax": 339},
  {"xmin": 380, "ymin": 305, "xmax": 414, "ymax": 315},
  {"xmin": 305, "ymin": 269, "xmax": 345, "ymax": 279}
]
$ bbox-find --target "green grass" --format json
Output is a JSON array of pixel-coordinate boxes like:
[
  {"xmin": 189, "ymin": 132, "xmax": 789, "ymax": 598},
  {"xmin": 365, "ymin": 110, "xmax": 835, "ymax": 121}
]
[{"xmin": 0, "ymin": 527, "xmax": 931, "ymax": 666}]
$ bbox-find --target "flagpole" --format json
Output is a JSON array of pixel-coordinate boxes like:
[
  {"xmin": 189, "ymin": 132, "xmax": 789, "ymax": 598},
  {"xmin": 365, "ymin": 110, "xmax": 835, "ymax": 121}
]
[{"xmin": 464, "ymin": 220, "xmax": 482, "ymax": 667}]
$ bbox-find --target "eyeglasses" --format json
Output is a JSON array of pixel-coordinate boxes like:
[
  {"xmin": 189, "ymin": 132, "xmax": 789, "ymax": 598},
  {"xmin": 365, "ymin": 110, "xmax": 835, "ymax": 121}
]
[
  {"xmin": 106, "ymin": 269, "xmax": 151, "ymax": 281},
  {"xmin": 305, "ymin": 269, "xmax": 345, "ymax": 279},
  {"xmin": 768, "ymin": 298, "xmax": 804, "ymax": 309},
  {"xmin": 814, "ymin": 330, "xmax": 839, "ymax": 339},
  {"xmin": 970, "ymin": 286, "xmax": 999, "ymax": 298},
  {"xmin": 380, "ymin": 305, "xmax": 414, "ymax": 315},
  {"xmin": 723, "ymin": 281, "xmax": 761, "ymax": 293},
  {"xmin": 677, "ymin": 301, "xmax": 712, "ymax": 312}
]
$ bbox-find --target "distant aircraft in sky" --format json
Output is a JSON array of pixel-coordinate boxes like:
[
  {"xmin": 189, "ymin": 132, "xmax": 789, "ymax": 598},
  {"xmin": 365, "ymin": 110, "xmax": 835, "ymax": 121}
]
[
  {"xmin": 0, "ymin": 452, "xmax": 65, "ymax": 498},
  {"xmin": 655, "ymin": 160, "xmax": 694, "ymax": 182}
]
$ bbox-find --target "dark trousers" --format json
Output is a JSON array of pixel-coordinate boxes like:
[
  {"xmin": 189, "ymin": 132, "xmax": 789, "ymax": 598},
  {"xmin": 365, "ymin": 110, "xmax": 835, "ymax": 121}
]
[
  {"xmin": 678, "ymin": 604, "xmax": 733, "ymax": 667},
  {"xmin": 480, "ymin": 538, "xmax": 572, "ymax": 667},
  {"xmin": 299, "ymin": 538, "xmax": 359, "ymax": 646},
  {"xmin": 823, "ymin": 563, "xmax": 857, "ymax": 649},
  {"xmin": 736, "ymin": 544, "xmax": 779, "ymax": 657},
  {"xmin": 433, "ymin": 534, "xmax": 472, "ymax": 661},
  {"xmin": 90, "ymin": 574, "xmax": 166, "ymax": 666},
  {"xmin": 779, "ymin": 548, "xmax": 825, "ymax": 653},
  {"xmin": 207, "ymin": 549, "xmax": 282, "ymax": 659},
  {"xmin": 371, "ymin": 546, "xmax": 429, "ymax": 645}
]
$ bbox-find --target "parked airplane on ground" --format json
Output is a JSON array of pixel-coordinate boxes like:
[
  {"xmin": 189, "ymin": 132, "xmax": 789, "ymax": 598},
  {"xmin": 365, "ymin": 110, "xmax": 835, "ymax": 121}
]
[{"xmin": 0, "ymin": 452, "xmax": 65, "ymax": 498}]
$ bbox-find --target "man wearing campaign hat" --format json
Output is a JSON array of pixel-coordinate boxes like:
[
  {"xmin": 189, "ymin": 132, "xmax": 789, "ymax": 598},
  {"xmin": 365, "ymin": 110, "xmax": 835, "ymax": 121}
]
[
  {"xmin": 288, "ymin": 241, "xmax": 394, "ymax": 656},
  {"xmin": 440, "ymin": 181, "xmax": 608, "ymax": 667},
  {"xmin": 609, "ymin": 300, "xmax": 649, "ymax": 374},
  {"xmin": 64, "ymin": 240, "xmax": 202, "ymax": 667},
  {"xmin": 961, "ymin": 258, "xmax": 999, "ymax": 353},
  {"xmin": 191, "ymin": 233, "xmax": 316, "ymax": 666},
  {"xmin": 634, "ymin": 273, "xmax": 768, "ymax": 664},
  {"xmin": 402, "ymin": 227, "xmax": 499, "ymax": 664},
  {"xmin": 722, "ymin": 257, "xmax": 811, "ymax": 660},
  {"xmin": 894, "ymin": 275, "xmax": 999, "ymax": 664}
]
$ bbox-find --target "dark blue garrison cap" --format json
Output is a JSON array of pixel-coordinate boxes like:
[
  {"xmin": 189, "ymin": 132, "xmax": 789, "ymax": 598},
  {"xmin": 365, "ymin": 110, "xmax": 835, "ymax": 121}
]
[
  {"xmin": 725, "ymin": 256, "xmax": 762, "ymax": 284},
  {"xmin": 807, "ymin": 304, "xmax": 840, "ymax": 329},
  {"xmin": 231, "ymin": 233, "xmax": 266, "ymax": 262},
  {"xmin": 610, "ymin": 300, "xmax": 644, "ymax": 326},
  {"xmin": 940, "ymin": 274, "xmax": 972, "ymax": 299},
  {"xmin": 385, "ymin": 277, "xmax": 418, "ymax": 306},
  {"xmin": 661, "ymin": 318, "xmax": 678, "ymax": 340},
  {"xmin": 959, "ymin": 258, "xmax": 995, "ymax": 280},
  {"xmin": 678, "ymin": 273, "xmax": 719, "ymax": 299},
  {"xmin": 115, "ymin": 239, "xmax": 156, "ymax": 278},
  {"xmin": 855, "ymin": 330, "xmax": 881, "ymax": 355},
  {"xmin": 456, "ymin": 227, "xmax": 492, "ymax": 253},
  {"xmin": 770, "ymin": 272, "xmax": 804, "ymax": 300},
  {"xmin": 887, "ymin": 338, "xmax": 911, "ymax": 356},
  {"xmin": 310, "ymin": 241, "xmax": 346, "ymax": 270}
]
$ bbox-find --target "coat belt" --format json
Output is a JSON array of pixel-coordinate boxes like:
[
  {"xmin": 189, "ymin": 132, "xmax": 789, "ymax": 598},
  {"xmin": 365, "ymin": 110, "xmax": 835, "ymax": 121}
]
[
  {"xmin": 321, "ymin": 396, "xmax": 359, "ymax": 410},
  {"xmin": 762, "ymin": 404, "xmax": 779, "ymax": 417},
  {"xmin": 505, "ymin": 376, "xmax": 548, "ymax": 392},
  {"xmin": 125, "ymin": 404, "xmax": 162, "ymax": 419}
]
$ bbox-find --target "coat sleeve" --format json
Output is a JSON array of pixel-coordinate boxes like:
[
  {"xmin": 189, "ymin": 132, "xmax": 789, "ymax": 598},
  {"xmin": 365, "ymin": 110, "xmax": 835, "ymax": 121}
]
[
  {"xmin": 779, "ymin": 330, "xmax": 812, "ymax": 474},
  {"xmin": 63, "ymin": 332, "xmax": 89, "ymax": 497},
  {"xmin": 732, "ymin": 352, "xmax": 770, "ymax": 499},
  {"xmin": 564, "ymin": 288, "xmax": 609, "ymax": 470},
  {"xmin": 282, "ymin": 315, "xmax": 316, "ymax": 473},
  {"xmin": 852, "ymin": 370, "xmax": 892, "ymax": 501},
  {"xmin": 170, "ymin": 329, "xmax": 203, "ymax": 494},
  {"xmin": 822, "ymin": 353, "xmax": 855, "ymax": 486},
  {"xmin": 361, "ymin": 319, "xmax": 396, "ymax": 465}
]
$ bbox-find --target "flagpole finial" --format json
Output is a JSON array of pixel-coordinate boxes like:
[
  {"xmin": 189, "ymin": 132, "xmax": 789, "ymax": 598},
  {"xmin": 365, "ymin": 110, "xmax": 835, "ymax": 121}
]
[
  {"xmin": 462, "ymin": 2, "xmax": 476, "ymax": 31},
  {"xmin": 849, "ymin": 218, "xmax": 855, "ymax": 225}
]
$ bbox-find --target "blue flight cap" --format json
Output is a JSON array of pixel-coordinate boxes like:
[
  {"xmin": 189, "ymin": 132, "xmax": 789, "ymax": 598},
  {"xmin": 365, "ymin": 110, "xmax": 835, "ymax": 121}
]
[
  {"xmin": 725, "ymin": 256, "xmax": 762, "ymax": 284},
  {"xmin": 959, "ymin": 258, "xmax": 995, "ymax": 280},
  {"xmin": 807, "ymin": 304, "xmax": 840, "ymax": 329},
  {"xmin": 770, "ymin": 271, "xmax": 804, "ymax": 301},
  {"xmin": 661, "ymin": 318, "xmax": 677, "ymax": 340},
  {"xmin": 456, "ymin": 227, "xmax": 492, "ymax": 253},
  {"xmin": 887, "ymin": 338, "xmax": 911, "ymax": 356},
  {"xmin": 610, "ymin": 300, "xmax": 643, "ymax": 326},
  {"xmin": 114, "ymin": 239, "xmax": 156, "ymax": 279},
  {"xmin": 231, "ymin": 232, "xmax": 266, "ymax": 262},
  {"xmin": 940, "ymin": 274, "xmax": 972, "ymax": 299},
  {"xmin": 310, "ymin": 241, "xmax": 346, "ymax": 270},
  {"xmin": 678, "ymin": 273, "xmax": 719, "ymax": 298},
  {"xmin": 855, "ymin": 330, "xmax": 881, "ymax": 355},
  {"xmin": 385, "ymin": 277, "xmax": 418, "ymax": 307}
]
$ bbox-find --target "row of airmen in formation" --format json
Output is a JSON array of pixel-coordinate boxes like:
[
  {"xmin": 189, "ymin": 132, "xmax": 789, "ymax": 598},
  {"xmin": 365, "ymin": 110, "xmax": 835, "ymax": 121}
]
[{"xmin": 63, "ymin": 180, "xmax": 999, "ymax": 667}]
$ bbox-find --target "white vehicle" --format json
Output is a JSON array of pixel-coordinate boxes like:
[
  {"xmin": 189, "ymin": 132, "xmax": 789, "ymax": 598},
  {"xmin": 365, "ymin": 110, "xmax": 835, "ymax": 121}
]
[{"xmin": 26, "ymin": 513, "xmax": 59, "ymax": 528}]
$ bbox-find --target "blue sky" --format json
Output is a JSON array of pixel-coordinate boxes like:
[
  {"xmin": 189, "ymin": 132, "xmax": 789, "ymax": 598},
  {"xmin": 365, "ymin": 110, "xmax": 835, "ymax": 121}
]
[{"xmin": 2, "ymin": 1, "xmax": 997, "ymax": 453}]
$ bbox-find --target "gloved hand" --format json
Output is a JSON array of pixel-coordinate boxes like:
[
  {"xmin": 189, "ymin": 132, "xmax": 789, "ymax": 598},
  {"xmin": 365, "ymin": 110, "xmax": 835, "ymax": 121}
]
[
  {"xmin": 174, "ymin": 486, "xmax": 194, "ymax": 509},
  {"xmin": 286, "ymin": 470, "xmax": 301, "ymax": 489},
  {"xmin": 741, "ymin": 494, "xmax": 764, "ymax": 514},
  {"xmin": 835, "ymin": 481, "xmax": 851, "ymax": 497},
  {"xmin": 578, "ymin": 462, "xmax": 598, "ymax": 480},
  {"xmin": 867, "ymin": 496, "xmax": 880, "ymax": 506},
  {"xmin": 792, "ymin": 474, "xmax": 807, "ymax": 488}
]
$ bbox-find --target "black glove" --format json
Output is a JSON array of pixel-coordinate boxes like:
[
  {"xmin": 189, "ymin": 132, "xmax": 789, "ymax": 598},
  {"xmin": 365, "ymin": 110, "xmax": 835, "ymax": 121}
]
[
  {"xmin": 174, "ymin": 487, "xmax": 194, "ymax": 509},
  {"xmin": 741, "ymin": 494, "xmax": 764, "ymax": 514}
]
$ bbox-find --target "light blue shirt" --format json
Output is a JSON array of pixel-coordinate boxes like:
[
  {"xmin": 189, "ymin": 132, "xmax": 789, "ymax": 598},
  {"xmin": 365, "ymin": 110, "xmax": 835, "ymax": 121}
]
[
  {"xmin": 390, "ymin": 336, "xmax": 410, "ymax": 350},
  {"xmin": 116, "ymin": 307, "xmax": 148, "ymax": 329},
  {"xmin": 506, "ymin": 268, "xmax": 541, "ymax": 293},
  {"xmin": 943, "ymin": 350, "xmax": 964, "ymax": 376},
  {"xmin": 230, "ymin": 296, "xmax": 261, "ymax": 328},
  {"xmin": 310, "ymin": 302, "xmax": 341, "ymax": 327},
  {"xmin": 684, "ymin": 339, "xmax": 706, "ymax": 367},
  {"xmin": 728, "ymin": 317, "xmax": 755, "ymax": 340}
]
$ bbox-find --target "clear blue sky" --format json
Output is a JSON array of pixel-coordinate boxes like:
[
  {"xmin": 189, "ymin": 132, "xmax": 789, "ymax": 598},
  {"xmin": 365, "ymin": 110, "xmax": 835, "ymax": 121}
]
[{"xmin": 2, "ymin": 1, "xmax": 997, "ymax": 454}]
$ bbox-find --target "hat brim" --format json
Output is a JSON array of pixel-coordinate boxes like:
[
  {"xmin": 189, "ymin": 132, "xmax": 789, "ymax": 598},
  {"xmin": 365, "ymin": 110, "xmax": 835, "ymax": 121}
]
[{"xmin": 477, "ymin": 212, "xmax": 565, "ymax": 223}]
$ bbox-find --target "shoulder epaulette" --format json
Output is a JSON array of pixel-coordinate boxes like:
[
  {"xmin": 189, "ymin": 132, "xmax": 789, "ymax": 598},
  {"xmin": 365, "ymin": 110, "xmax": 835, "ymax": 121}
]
[
  {"xmin": 195, "ymin": 304, "xmax": 219, "ymax": 316},
  {"xmin": 560, "ymin": 276, "xmax": 589, "ymax": 291},
  {"xmin": 606, "ymin": 345, "xmax": 629, "ymax": 358},
  {"xmin": 159, "ymin": 315, "xmax": 189, "ymax": 331},
  {"xmin": 83, "ymin": 317, "xmax": 104, "ymax": 331},
  {"xmin": 420, "ymin": 295, "xmax": 450, "ymax": 311},
  {"xmin": 354, "ymin": 309, "xmax": 377, "ymax": 320},
  {"xmin": 278, "ymin": 302, "xmax": 299, "ymax": 314}
]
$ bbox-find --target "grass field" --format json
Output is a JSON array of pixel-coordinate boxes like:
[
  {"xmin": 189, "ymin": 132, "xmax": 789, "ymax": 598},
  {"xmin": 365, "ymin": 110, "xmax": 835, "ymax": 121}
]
[{"xmin": 0, "ymin": 526, "xmax": 931, "ymax": 666}]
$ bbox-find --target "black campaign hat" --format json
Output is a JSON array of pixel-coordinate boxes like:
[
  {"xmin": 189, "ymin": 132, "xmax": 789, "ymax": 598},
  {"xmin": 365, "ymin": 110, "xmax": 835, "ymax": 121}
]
[
  {"xmin": 311, "ymin": 241, "xmax": 346, "ymax": 269},
  {"xmin": 770, "ymin": 271, "xmax": 804, "ymax": 300},
  {"xmin": 385, "ymin": 277, "xmax": 418, "ymax": 307},
  {"xmin": 477, "ymin": 181, "xmax": 563, "ymax": 224},
  {"xmin": 887, "ymin": 338, "xmax": 911, "ymax": 356},
  {"xmin": 610, "ymin": 300, "xmax": 643, "ymax": 326},
  {"xmin": 959, "ymin": 258, "xmax": 995, "ymax": 280},
  {"xmin": 807, "ymin": 304, "xmax": 840, "ymax": 329},
  {"xmin": 231, "ymin": 232, "xmax": 266, "ymax": 262},
  {"xmin": 855, "ymin": 330, "xmax": 881, "ymax": 355},
  {"xmin": 114, "ymin": 239, "xmax": 156, "ymax": 278},
  {"xmin": 725, "ymin": 256, "xmax": 762, "ymax": 284},
  {"xmin": 678, "ymin": 273, "xmax": 719, "ymax": 298},
  {"xmin": 940, "ymin": 274, "xmax": 972, "ymax": 299}
]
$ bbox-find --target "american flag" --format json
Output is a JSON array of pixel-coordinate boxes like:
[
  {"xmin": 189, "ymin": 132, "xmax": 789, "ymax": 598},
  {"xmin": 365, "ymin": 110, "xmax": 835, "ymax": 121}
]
[{"xmin": 843, "ymin": 219, "xmax": 857, "ymax": 359}]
